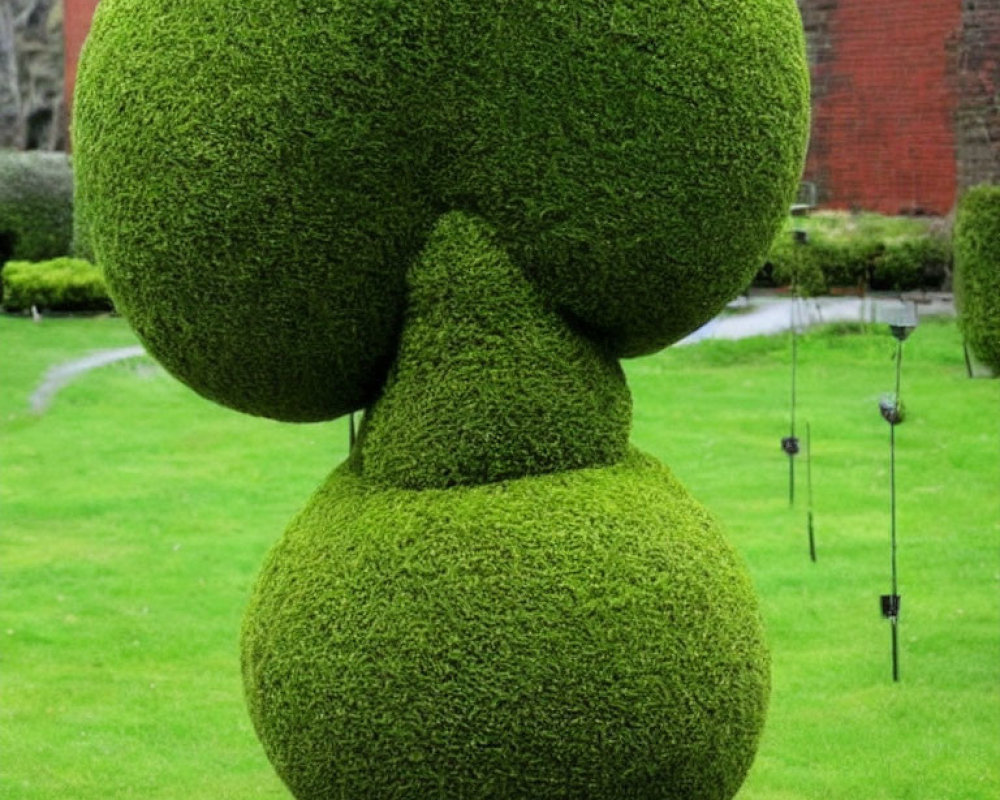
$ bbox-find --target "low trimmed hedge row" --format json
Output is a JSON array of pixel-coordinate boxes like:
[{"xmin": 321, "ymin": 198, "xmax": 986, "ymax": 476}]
[
  {"xmin": 954, "ymin": 185, "xmax": 1000, "ymax": 373},
  {"xmin": 756, "ymin": 212, "xmax": 951, "ymax": 295},
  {"xmin": 0, "ymin": 150, "xmax": 75, "ymax": 264},
  {"xmin": 1, "ymin": 257, "xmax": 112, "ymax": 313}
]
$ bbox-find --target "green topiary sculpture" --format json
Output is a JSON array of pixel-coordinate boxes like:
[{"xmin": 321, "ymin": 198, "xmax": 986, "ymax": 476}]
[
  {"xmin": 74, "ymin": 1, "xmax": 810, "ymax": 798},
  {"xmin": 954, "ymin": 184, "xmax": 1000, "ymax": 375}
]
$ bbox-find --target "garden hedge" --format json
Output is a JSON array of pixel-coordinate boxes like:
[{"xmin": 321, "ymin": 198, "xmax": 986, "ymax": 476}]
[
  {"xmin": 0, "ymin": 150, "xmax": 74, "ymax": 266},
  {"xmin": 75, "ymin": 1, "xmax": 810, "ymax": 798},
  {"xmin": 760, "ymin": 213, "xmax": 951, "ymax": 296},
  {"xmin": 1, "ymin": 257, "xmax": 111, "ymax": 313},
  {"xmin": 954, "ymin": 185, "xmax": 1000, "ymax": 373}
]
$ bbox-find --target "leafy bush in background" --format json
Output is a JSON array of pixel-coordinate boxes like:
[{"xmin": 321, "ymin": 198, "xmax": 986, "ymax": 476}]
[
  {"xmin": 953, "ymin": 184, "xmax": 1000, "ymax": 373},
  {"xmin": 758, "ymin": 212, "xmax": 951, "ymax": 295},
  {"xmin": 0, "ymin": 150, "xmax": 74, "ymax": 265},
  {"xmin": 1, "ymin": 257, "xmax": 111, "ymax": 313}
]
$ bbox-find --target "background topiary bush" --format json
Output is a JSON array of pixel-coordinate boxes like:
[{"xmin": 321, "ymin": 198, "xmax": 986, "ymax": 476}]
[
  {"xmin": 1, "ymin": 257, "xmax": 111, "ymax": 313},
  {"xmin": 75, "ymin": 1, "xmax": 810, "ymax": 798},
  {"xmin": 0, "ymin": 150, "xmax": 74, "ymax": 266},
  {"xmin": 954, "ymin": 184, "xmax": 1000, "ymax": 373}
]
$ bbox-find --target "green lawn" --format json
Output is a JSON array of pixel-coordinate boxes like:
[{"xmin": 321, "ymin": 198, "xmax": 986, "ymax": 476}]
[{"xmin": 2, "ymin": 313, "xmax": 997, "ymax": 799}]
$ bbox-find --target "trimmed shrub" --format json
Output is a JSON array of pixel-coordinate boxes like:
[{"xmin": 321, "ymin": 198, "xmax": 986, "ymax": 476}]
[
  {"xmin": 0, "ymin": 150, "xmax": 74, "ymax": 264},
  {"xmin": 872, "ymin": 236, "xmax": 951, "ymax": 292},
  {"xmin": 954, "ymin": 185, "xmax": 1000, "ymax": 373},
  {"xmin": 77, "ymin": 1, "xmax": 808, "ymax": 798},
  {"xmin": 241, "ymin": 210, "xmax": 770, "ymax": 800},
  {"xmin": 761, "ymin": 212, "xmax": 951, "ymax": 295},
  {"xmin": 1, "ymin": 257, "xmax": 111, "ymax": 313},
  {"xmin": 74, "ymin": 0, "xmax": 810, "ymax": 422},
  {"xmin": 244, "ymin": 449, "xmax": 769, "ymax": 800}
]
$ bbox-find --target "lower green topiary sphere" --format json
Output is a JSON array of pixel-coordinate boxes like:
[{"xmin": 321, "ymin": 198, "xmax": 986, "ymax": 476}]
[{"xmin": 242, "ymin": 449, "xmax": 769, "ymax": 800}]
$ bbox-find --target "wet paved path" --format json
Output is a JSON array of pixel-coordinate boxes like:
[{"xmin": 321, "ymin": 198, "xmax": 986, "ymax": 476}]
[
  {"xmin": 678, "ymin": 293, "xmax": 954, "ymax": 345},
  {"xmin": 30, "ymin": 345, "xmax": 146, "ymax": 413}
]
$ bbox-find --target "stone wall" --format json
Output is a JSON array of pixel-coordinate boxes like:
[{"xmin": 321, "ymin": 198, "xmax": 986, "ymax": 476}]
[
  {"xmin": 955, "ymin": 0, "xmax": 1000, "ymax": 193},
  {"xmin": 0, "ymin": 0, "xmax": 66, "ymax": 151}
]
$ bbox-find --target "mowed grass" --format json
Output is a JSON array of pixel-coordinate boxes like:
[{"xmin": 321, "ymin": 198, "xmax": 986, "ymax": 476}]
[{"xmin": 1, "ymin": 313, "xmax": 997, "ymax": 799}]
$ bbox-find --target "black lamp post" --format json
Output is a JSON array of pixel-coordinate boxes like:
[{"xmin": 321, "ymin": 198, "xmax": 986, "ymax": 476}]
[{"xmin": 879, "ymin": 305, "xmax": 917, "ymax": 682}]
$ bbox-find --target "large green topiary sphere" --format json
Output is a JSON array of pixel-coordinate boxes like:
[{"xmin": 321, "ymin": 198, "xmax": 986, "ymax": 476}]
[
  {"xmin": 73, "ymin": 0, "xmax": 809, "ymax": 421},
  {"xmin": 954, "ymin": 184, "xmax": 1000, "ymax": 374},
  {"xmin": 243, "ymin": 449, "xmax": 769, "ymax": 800}
]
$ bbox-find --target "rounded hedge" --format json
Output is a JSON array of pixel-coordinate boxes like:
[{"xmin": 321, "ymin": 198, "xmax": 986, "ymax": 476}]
[
  {"xmin": 954, "ymin": 184, "xmax": 1000, "ymax": 374},
  {"xmin": 1, "ymin": 257, "xmax": 110, "ymax": 313},
  {"xmin": 243, "ymin": 449, "xmax": 770, "ymax": 800},
  {"xmin": 74, "ymin": 0, "xmax": 809, "ymax": 421},
  {"xmin": 0, "ymin": 150, "xmax": 73, "ymax": 266}
]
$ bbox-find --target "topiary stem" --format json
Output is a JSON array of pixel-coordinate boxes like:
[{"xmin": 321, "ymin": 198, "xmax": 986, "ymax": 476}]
[{"xmin": 356, "ymin": 211, "xmax": 632, "ymax": 490}]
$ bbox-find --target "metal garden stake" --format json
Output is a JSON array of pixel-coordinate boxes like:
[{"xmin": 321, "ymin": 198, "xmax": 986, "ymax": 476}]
[{"xmin": 879, "ymin": 307, "xmax": 917, "ymax": 682}]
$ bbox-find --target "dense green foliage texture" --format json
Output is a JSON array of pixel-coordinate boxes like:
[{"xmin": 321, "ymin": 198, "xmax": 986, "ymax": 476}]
[
  {"xmin": 243, "ymin": 450, "xmax": 770, "ymax": 800},
  {"xmin": 74, "ymin": 0, "xmax": 806, "ymax": 795},
  {"xmin": 240, "ymin": 211, "xmax": 770, "ymax": 799},
  {"xmin": 358, "ymin": 212, "xmax": 631, "ymax": 489},
  {"xmin": 762, "ymin": 213, "xmax": 951, "ymax": 296},
  {"xmin": 0, "ymin": 150, "xmax": 73, "ymax": 266},
  {"xmin": 73, "ymin": 0, "xmax": 809, "ymax": 421},
  {"xmin": 954, "ymin": 185, "xmax": 1000, "ymax": 373},
  {"xmin": 1, "ymin": 257, "xmax": 110, "ymax": 313}
]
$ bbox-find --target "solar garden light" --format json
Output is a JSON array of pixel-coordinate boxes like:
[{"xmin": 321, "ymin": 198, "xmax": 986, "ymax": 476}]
[{"xmin": 878, "ymin": 303, "xmax": 918, "ymax": 682}]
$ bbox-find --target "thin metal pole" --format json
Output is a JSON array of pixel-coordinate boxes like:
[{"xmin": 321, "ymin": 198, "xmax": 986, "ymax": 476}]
[
  {"xmin": 349, "ymin": 412, "xmax": 356, "ymax": 450},
  {"xmin": 963, "ymin": 341, "xmax": 973, "ymax": 379},
  {"xmin": 807, "ymin": 421, "xmax": 816, "ymax": 562},
  {"xmin": 789, "ymin": 298, "xmax": 798, "ymax": 506},
  {"xmin": 889, "ymin": 339, "xmax": 902, "ymax": 682}
]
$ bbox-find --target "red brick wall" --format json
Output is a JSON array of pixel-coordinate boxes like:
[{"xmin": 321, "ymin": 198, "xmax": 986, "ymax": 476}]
[
  {"xmin": 803, "ymin": 0, "xmax": 964, "ymax": 215},
  {"xmin": 63, "ymin": 0, "xmax": 101, "ymax": 124},
  {"xmin": 804, "ymin": 0, "xmax": 964, "ymax": 214}
]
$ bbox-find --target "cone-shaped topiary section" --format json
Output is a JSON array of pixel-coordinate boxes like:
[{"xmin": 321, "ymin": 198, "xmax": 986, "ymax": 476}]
[
  {"xmin": 358, "ymin": 212, "xmax": 631, "ymax": 489},
  {"xmin": 954, "ymin": 184, "xmax": 1000, "ymax": 374},
  {"xmin": 73, "ymin": 0, "xmax": 809, "ymax": 421},
  {"xmin": 242, "ymin": 450, "xmax": 770, "ymax": 800}
]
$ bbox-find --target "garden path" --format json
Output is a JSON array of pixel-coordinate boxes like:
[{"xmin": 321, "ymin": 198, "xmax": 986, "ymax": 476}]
[
  {"xmin": 678, "ymin": 292, "xmax": 955, "ymax": 345},
  {"xmin": 30, "ymin": 345, "xmax": 145, "ymax": 413}
]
